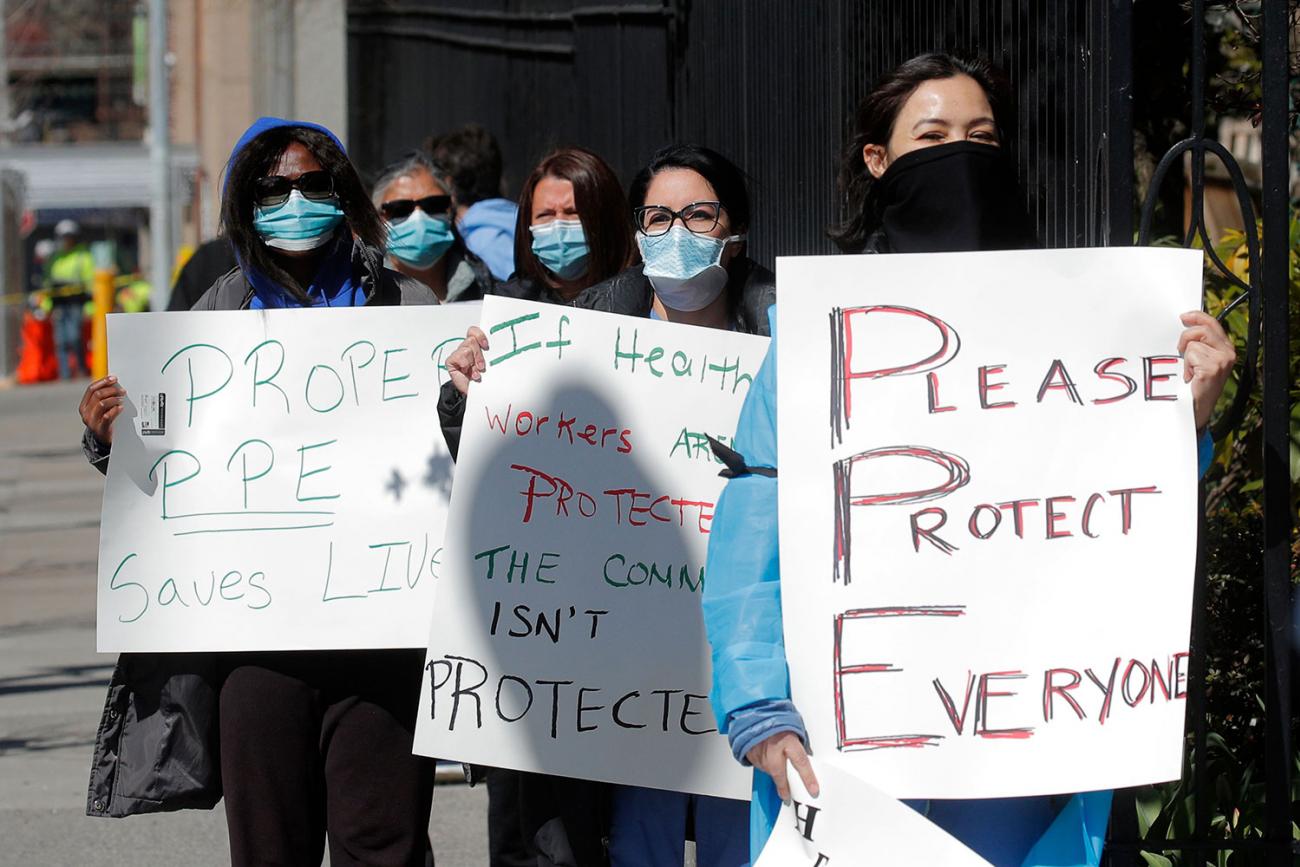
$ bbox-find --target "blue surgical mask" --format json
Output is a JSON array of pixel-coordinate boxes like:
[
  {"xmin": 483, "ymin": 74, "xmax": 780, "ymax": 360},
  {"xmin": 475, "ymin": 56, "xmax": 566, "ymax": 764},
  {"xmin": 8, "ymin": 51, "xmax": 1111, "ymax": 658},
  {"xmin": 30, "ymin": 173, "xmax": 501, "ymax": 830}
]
[
  {"xmin": 386, "ymin": 209, "xmax": 455, "ymax": 268},
  {"xmin": 530, "ymin": 219, "xmax": 589, "ymax": 280},
  {"xmin": 254, "ymin": 189, "xmax": 345, "ymax": 252},
  {"xmin": 637, "ymin": 225, "xmax": 744, "ymax": 312}
]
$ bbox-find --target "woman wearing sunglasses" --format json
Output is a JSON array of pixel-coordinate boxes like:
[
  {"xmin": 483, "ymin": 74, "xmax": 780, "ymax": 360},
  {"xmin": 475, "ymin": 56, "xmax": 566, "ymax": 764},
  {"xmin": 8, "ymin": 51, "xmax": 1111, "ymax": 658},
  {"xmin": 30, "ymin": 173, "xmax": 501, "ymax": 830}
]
[
  {"xmin": 372, "ymin": 151, "xmax": 496, "ymax": 303},
  {"xmin": 76, "ymin": 117, "xmax": 439, "ymax": 867}
]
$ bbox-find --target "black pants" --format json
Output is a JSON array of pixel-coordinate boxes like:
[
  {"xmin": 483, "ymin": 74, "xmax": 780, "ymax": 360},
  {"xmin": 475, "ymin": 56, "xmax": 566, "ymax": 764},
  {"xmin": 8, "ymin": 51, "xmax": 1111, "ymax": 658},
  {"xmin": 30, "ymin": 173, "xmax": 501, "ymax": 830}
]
[{"xmin": 219, "ymin": 650, "xmax": 436, "ymax": 867}]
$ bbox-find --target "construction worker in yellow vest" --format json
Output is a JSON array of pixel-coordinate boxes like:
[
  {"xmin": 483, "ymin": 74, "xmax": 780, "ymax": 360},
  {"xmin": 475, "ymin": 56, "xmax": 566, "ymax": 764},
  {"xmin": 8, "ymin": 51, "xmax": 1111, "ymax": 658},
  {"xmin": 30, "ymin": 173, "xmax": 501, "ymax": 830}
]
[{"xmin": 48, "ymin": 219, "xmax": 96, "ymax": 379}]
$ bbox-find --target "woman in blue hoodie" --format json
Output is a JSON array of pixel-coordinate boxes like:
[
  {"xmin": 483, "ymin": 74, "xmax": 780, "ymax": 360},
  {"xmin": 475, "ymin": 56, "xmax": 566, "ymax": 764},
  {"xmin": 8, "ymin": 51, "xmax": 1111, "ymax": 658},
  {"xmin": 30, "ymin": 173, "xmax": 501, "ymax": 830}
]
[
  {"xmin": 701, "ymin": 55, "xmax": 1238, "ymax": 867},
  {"xmin": 76, "ymin": 118, "xmax": 439, "ymax": 867}
]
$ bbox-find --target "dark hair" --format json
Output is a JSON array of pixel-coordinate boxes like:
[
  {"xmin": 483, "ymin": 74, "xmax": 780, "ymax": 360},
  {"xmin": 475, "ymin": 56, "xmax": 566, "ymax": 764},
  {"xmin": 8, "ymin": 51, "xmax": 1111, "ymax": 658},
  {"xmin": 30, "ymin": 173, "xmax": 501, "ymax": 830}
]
[
  {"xmin": 514, "ymin": 147, "xmax": 637, "ymax": 291},
  {"xmin": 220, "ymin": 126, "xmax": 384, "ymax": 305},
  {"xmin": 828, "ymin": 53, "xmax": 1012, "ymax": 252},
  {"xmin": 629, "ymin": 144, "xmax": 752, "ymax": 235},
  {"xmin": 427, "ymin": 123, "xmax": 504, "ymax": 206}
]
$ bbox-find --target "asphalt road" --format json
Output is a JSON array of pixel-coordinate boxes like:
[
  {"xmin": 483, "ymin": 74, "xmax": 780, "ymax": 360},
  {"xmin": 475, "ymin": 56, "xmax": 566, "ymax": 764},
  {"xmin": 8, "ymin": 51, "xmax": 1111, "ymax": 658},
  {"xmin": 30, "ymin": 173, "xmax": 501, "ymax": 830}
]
[{"xmin": 0, "ymin": 379, "xmax": 489, "ymax": 866}]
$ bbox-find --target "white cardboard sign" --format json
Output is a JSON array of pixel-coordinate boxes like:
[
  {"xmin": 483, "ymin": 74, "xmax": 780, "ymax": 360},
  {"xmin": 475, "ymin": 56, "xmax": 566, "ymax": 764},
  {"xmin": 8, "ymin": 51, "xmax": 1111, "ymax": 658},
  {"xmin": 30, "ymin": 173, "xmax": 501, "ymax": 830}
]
[
  {"xmin": 754, "ymin": 757, "xmax": 993, "ymax": 867},
  {"xmin": 96, "ymin": 304, "xmax": 479, "ymax": 652},
  {"xmin": 776, "ymin": 248, "xmax": 1202, "ymax": 798},
  {"xmin": 413, "ymin": 296, "xmax": 762, "ymax": 800}
]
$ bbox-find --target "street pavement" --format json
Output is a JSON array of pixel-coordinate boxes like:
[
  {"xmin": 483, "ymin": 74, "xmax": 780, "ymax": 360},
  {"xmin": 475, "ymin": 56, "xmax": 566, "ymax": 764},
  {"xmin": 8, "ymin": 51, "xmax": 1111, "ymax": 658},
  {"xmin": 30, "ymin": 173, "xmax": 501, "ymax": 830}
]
[{"xmin": 0, "ymin": 379, "xmax": 489, "ymax": 866}]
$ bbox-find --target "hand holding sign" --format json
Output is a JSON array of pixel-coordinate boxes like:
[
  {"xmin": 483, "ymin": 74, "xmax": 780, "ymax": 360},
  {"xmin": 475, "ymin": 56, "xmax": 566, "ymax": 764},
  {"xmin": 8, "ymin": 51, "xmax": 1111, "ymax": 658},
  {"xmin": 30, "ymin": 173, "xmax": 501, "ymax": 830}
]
[
  {"xmin": 753, "ymin": 757, "xmax": 992, "ymax": 867},
  {"xmin": 748, "ymin": 731, "xmax": 819, "ymax": 801},
  {"xmin": 446, "ymin": 325, "xmax": 490, "ymax": 394},
  {"xmin": 1177, "ymin": 310, "xmax": 1236, "ymax": 430},
  {"xmin": 80, "ymin": 375, "xmax": 126, "ymax": 444}
]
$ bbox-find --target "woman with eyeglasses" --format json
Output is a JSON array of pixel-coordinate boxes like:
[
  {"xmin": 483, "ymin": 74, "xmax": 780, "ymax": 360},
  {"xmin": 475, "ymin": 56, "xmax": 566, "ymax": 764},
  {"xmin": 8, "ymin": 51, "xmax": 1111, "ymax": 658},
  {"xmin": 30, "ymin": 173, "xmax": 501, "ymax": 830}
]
[
  {"xmin": 75, "ymin": 117, "xmax": 439, "ymax": 867},
  {"xmin": 373, "ymin": 151, "xmax": 496, "ymax": 303},
  {"xmin": 573, "ymin": 143, "xmax": 768, "ymax": 867},
  {"xmin": 578, "ymin": 144, "xmax": 774, "ymax": 336}
]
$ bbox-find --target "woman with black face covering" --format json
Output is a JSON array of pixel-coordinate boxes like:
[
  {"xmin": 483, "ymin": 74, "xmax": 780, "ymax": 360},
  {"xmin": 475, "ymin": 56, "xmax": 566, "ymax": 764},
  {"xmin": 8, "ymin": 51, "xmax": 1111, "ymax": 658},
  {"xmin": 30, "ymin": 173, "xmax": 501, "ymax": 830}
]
[{"xmin": 701, "ymin": 54, "xmax": 1236, "ymax": 867}]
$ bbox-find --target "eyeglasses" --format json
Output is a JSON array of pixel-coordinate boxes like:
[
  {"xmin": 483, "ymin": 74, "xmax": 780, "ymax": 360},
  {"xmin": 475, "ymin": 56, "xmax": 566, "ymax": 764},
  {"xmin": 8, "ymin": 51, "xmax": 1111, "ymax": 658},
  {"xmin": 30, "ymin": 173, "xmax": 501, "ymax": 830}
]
[
  {"xmin": 253, "ymin": 171, "xmax": 335, "ymax": 207},
  {"xmin": 381, "ymin": 195, "xmax": 454, "ymax": 221},
  {"xmin": 634, "ymin": 201, "xmax": 723, "ymax": 237}
]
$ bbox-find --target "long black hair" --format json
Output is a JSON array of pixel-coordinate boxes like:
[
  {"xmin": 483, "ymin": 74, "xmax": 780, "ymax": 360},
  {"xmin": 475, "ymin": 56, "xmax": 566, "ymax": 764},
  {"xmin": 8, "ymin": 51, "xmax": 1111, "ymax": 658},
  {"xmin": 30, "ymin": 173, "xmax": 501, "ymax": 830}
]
[
  {"xmin": 629, "ymin": 144, "xmax": 752, "ymax": 235},
  {"xmin": 221, "ymin": 126, "xmax": 384, "ymax": 304},
  {"xmin": 828, "ymin": 53, "xmax": 1012, "ymax": 253}
]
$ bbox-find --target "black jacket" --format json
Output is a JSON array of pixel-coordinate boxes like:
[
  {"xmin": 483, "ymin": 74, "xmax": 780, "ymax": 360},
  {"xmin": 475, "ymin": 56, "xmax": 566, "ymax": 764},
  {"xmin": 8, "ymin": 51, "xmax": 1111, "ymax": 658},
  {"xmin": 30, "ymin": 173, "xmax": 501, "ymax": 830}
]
[
  {"xmin": 573, "ymin": 257, "xmax": 777, "ymax": 337},
  {"xmin": 165, "ymin": 238, "xmax": 238, "ymax": 311},
  {"xmin": 440, "ymin": 241, "xmax": 498, "ymax": 303},
  {"xmin": 83, "ymin": 239, "xmax": 434, "ymax": 818}
]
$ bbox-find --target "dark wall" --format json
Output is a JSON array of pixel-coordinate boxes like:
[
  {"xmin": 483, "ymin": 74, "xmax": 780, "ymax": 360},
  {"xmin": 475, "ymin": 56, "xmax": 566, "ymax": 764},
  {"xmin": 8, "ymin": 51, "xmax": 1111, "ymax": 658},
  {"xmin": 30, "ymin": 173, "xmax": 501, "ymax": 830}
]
[{"xmin": 348, "ymin": 0, "xmax": 1123, "ymax": 269}]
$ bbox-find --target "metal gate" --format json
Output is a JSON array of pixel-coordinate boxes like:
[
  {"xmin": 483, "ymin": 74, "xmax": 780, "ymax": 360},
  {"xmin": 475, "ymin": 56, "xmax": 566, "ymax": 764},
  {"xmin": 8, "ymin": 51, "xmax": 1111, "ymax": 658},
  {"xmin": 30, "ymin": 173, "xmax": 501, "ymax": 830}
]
[
  {"xmin": 347, "ymin": 2, "xmax": 1296, "ymax": 863},
  {"xmin": 347, "ymin": 0, "xmax": 1124, "ymax": 266}
]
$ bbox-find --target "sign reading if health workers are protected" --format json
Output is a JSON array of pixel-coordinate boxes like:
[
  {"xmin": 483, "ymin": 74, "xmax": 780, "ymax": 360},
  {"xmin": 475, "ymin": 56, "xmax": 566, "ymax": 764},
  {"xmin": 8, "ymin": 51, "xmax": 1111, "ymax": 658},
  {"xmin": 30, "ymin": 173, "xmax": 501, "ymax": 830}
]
[
  {"xmin": 413, "ymin": 296, "xmax": 761, "ymax": 800},
  {"xmin": 96, "ymin": 304, "xmax": 479, "ymax": 652},
  {"xmin": 777, "ymin": 248, "xmax": 1203, "ymax": 798}
]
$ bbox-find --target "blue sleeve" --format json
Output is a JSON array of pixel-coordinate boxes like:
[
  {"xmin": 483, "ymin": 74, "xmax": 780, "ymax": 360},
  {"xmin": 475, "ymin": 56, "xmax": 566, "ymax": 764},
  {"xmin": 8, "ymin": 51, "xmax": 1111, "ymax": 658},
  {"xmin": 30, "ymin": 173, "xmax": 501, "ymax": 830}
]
[
  {"xmin": 1197, "ymin": 427, "xmax": 1214, "ymax": 478},
  {"xmin": 703, "ymin": 311, "xmax": 796, "ymax": 747},
  {"xmin": 728, "ymin": 698, "xmax": 807, "ymax": 765}
]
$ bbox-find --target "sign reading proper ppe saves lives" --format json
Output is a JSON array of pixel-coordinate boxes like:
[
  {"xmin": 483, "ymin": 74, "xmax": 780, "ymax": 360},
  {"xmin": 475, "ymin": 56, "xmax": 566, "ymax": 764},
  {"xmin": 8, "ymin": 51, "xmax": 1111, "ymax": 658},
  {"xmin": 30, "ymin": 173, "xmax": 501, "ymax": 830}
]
[{"xmin": 96, "ymin": 304, "xmax": 479, "ymax": 651}]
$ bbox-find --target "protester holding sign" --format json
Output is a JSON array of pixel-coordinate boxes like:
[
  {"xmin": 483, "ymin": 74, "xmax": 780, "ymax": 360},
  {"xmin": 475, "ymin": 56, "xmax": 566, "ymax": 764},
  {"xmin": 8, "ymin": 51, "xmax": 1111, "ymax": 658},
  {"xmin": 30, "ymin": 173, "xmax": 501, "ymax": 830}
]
[
  {"xmin": 701, "ymin": 53, "xmax": 1237, "ymax": 866},
  {"xmin": 436, "ymin": 146, "xmax": 639, "ymax": 867},
  {"xmin": 587, "ymin": 143, "xmax": 771, "ymax": 866},
  {"xmin": 372, "ymin": 150, "xmax": 496, "ymax": 303},
  {"xmin": 77, "ymin": 117, "xmax": 441, "ymax": 867},
  {"xmin": 440, "ymin": 143, "xmax": 770, "ymax": 866}
]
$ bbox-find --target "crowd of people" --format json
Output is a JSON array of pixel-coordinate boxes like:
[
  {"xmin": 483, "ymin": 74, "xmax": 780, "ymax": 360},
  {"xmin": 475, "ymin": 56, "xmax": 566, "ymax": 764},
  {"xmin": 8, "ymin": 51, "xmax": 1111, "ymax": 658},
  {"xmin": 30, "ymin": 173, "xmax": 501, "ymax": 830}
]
[{"xmin": 75, "ymin": 52, "xmax": 1236, "ymax": 867}]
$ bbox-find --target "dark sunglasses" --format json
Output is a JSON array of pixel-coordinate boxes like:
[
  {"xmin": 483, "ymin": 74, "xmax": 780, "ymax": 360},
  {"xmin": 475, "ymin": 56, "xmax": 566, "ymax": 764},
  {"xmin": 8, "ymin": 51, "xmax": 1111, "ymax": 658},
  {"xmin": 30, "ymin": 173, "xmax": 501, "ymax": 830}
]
[
  {"xmin": 253, "ymin": 171, "xmax": 335, "ymax": 207},
  {"xmin": 380, "ymin": 195, "xmax": 453, "ymax": 221}
]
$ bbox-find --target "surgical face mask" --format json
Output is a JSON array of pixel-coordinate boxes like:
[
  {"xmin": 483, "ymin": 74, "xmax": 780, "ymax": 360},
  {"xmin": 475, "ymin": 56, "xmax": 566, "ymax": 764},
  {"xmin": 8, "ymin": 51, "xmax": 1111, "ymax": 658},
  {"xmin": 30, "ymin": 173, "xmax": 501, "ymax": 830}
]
[
  {"xmin": 386, "ymin": 208, "xmax": 455, "ymax": 268},
  {"xmin": 530, "ymin": 218, "xmax": 589, "ymax": 280},
  {"xmin": 637, "ymin": 224, "xmax": 743, "ymax": 312},
  {"xmin": 869, "ymin": 140, "xmax": 1036, "ymax": 253},
  {"xmin": 253, "ymin": 189, "xmax": 345, "ymax": 252}
]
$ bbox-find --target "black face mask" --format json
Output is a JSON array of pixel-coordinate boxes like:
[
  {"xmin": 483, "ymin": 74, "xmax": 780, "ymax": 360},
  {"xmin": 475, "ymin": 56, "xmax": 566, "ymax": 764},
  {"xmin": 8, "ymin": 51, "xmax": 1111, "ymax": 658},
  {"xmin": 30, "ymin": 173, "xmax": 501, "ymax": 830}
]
[{"xmin": 868, "ymin": 140, "xmax": 1037, "ymax": 254}]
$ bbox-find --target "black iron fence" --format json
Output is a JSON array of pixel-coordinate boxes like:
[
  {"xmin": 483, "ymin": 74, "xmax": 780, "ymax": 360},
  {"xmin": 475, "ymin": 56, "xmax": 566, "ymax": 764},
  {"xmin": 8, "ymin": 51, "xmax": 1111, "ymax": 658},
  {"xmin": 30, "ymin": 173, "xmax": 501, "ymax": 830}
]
[
  {"xmin": 347, "ymin": 0, "xmax": 1125, "ymax": 265},
  {"xmin": 347, "ymin": 1, "xmax": 1296, "ymax": 863}
]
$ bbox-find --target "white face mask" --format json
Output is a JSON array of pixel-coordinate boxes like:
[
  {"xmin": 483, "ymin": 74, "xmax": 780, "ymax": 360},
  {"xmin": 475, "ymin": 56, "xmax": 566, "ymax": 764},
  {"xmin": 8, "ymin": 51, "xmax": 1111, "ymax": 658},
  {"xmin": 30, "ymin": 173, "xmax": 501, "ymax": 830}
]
[{"xmin": 637, "ymin": 226, "xmax": 744, "ymax": 312}]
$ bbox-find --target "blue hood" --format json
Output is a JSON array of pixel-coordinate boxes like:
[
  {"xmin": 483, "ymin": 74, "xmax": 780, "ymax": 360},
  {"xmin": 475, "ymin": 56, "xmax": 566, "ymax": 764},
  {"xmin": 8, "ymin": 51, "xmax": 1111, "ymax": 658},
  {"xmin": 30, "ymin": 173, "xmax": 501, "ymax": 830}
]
[
  {"xmin": 224, "ymin": 116, "xmax": 346, "ymax": 194},
  {"xmin": 225, "ymin": 117, "xmax": 362, "ymax": 309}
]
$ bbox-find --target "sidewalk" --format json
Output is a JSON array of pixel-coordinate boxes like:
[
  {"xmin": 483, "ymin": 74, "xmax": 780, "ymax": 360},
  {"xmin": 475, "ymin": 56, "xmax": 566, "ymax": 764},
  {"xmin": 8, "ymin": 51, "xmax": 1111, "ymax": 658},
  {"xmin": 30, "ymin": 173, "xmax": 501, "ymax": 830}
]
[{"xmin": 0, "ymin": 380, "xmax": 487, "ymax": 865}]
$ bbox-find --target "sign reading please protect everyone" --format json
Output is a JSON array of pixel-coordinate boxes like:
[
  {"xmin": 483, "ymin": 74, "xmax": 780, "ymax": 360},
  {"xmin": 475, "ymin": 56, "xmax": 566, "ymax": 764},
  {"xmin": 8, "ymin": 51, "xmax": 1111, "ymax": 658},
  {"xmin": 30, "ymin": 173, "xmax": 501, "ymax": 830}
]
[
  {"xmin": 777, "ymin": 248, "xmax": 1203, "ymax": 798},
  {"xmin": 95, "ymin": 304, "xmax": 478, "ymax": 651}
]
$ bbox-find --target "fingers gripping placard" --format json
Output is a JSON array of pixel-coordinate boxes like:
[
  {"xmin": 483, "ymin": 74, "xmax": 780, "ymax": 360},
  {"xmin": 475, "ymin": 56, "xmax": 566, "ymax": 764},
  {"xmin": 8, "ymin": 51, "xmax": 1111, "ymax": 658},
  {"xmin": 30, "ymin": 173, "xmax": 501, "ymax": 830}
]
[
  {"xmin": 414, "ymin": 297, "xmax": 762, "ymax": 800},
  {"xmin": 778, "ymin": 248, "xmax": 1203, "ymax": 798},
  {"xmin": 96, "ymin": 305, "xmax": 480, "ymax": 651}
]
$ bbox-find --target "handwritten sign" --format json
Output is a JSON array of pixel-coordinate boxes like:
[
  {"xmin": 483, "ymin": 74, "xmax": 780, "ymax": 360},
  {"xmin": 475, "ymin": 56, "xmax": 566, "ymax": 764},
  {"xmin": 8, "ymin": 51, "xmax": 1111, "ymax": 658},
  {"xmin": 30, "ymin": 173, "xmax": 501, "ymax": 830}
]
[
  {"xmin": 413, "ymin": 297, "xmax": 761, "ymax": 799},
  {"xmin": 96, "ymin": 304, "xmax": 480, "ymax": 652},
  {"xmin": 754, "ymin": 757, "xmax": 992, "ymax": 866},
  {"xmin": 776, "ymin": 248, "xmax": 1202, "ymax": 797}
]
